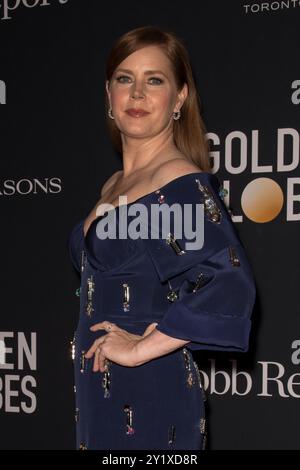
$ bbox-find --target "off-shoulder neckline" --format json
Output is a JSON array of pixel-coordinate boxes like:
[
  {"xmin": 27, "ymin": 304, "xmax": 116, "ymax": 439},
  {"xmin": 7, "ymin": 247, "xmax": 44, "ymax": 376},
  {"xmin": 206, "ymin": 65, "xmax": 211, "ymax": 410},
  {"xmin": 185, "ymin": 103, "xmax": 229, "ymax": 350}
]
[{"xmin": 82, "ymin": 171, "xmax": 214, "ymax": 241}]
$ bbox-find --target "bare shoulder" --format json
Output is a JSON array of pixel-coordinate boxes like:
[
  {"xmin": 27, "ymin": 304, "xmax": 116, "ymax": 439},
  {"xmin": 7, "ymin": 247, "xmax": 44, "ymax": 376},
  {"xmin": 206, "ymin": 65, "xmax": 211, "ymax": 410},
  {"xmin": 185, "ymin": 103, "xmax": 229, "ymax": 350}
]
[
  {"xmin": 100, "ymin": 170, "xmax": 123, "ymax": 197},
  {"xmin": 152, "ymin": 158, "xmax": 203, "ymax": 189}
]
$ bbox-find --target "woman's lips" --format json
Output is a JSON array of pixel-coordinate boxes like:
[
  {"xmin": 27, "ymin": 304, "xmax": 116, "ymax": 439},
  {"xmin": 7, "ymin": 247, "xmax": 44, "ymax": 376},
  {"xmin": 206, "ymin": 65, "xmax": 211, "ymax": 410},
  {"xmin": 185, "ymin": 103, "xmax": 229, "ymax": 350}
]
[{"xmin": 125, "ymin": 109, "xmax": 150, "ymax": 118}]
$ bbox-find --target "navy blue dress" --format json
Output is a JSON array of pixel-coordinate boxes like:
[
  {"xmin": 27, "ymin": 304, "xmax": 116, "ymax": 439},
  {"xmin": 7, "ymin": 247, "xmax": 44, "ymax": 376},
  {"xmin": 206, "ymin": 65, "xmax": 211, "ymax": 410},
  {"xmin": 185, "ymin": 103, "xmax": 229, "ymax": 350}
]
[{"xmin": 68, "ymin": 172, "xmax": 256, "ymax": 450}]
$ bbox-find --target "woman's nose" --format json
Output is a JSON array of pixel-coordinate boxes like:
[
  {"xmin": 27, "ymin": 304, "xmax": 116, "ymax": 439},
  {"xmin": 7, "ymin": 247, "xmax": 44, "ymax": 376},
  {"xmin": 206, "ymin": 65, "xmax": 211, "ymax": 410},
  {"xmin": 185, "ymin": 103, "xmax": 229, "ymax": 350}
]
[{"xmin": 130, "ymin": 82, "xmax": 145, "ymax": 99}]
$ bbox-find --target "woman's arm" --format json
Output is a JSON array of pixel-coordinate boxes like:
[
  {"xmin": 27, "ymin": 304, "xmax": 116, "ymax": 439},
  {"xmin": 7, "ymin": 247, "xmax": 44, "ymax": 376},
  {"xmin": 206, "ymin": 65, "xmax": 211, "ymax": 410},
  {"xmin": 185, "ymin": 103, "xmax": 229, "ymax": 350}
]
[{"xmin": 135, "ymin": 327, "xmax": 190, "ymax": 366}]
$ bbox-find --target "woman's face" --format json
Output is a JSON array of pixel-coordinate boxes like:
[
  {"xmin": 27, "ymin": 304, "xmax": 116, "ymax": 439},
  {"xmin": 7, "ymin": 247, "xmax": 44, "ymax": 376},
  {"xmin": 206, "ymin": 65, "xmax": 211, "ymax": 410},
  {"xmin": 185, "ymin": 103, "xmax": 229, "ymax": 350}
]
[{"xmin": 106, "ymin": 45, "xmax": 187, "ymax": 140}]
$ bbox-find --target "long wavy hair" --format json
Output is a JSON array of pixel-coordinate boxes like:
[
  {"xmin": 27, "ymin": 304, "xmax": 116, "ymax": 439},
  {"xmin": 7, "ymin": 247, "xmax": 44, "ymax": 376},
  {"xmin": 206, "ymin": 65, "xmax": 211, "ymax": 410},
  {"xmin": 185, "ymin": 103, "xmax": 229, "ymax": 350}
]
[{"xmin": 105, "ymin": 25, "xmax": 211, "ymax": 172}]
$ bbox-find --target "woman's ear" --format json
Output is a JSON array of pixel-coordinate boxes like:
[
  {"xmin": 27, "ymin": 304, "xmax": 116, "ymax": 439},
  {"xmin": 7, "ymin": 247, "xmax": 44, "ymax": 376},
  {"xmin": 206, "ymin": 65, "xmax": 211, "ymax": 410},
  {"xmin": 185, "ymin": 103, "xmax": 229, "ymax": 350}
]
[
  {"xmin": 177, "ymin": 82, "xmax": 188, "ymax": 109},
  {"xmin": 105, "ymin": 80, "xmax": 111, "ymax": 102}
]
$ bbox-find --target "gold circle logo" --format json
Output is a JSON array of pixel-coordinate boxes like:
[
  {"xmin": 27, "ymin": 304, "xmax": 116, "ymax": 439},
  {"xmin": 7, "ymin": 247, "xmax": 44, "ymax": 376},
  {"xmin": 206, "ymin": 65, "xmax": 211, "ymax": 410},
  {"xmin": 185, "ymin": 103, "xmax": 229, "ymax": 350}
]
[{"xmin": 241, "ymin": 178, "xmax": 284, "ymax": 223}]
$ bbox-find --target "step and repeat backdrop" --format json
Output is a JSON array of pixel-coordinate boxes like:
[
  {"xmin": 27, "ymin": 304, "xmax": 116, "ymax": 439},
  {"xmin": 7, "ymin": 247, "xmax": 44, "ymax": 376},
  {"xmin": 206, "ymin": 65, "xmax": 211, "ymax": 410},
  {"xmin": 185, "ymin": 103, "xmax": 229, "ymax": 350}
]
[{"xmin": 0, "ymin": 0, "xmax": 299, "ymax": 450}]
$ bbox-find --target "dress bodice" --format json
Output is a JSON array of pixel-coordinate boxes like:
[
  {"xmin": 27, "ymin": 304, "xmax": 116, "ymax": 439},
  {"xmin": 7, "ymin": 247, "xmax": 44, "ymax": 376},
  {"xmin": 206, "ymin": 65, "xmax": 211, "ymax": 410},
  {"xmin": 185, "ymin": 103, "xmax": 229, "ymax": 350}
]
[{"xmin": 68, "ymin": 171, "xmax": 222, "ymax": 274}]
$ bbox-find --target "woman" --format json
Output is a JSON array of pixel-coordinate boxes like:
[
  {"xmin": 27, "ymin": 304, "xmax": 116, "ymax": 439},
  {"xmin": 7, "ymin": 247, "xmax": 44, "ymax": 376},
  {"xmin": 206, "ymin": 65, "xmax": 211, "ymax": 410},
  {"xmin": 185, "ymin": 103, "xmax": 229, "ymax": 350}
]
[{"xmin": 68, "ymin": 25, "xmax": 256, "ymax": 450}]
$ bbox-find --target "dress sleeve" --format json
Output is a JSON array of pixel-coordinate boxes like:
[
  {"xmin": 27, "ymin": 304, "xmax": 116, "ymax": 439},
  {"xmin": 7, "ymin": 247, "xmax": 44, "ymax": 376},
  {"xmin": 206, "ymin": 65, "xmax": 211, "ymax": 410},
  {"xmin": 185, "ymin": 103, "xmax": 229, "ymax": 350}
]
[{"xmin": 142, "ymin": 172, "xmax": 256, "ymax": 353}]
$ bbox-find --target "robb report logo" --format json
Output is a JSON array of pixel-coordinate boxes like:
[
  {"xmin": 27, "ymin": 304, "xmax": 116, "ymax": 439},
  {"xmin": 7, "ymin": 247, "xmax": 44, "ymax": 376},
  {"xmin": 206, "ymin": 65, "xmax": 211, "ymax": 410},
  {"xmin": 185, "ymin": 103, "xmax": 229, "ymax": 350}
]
[
  {"xmin": 0, "ymin": 0, "xmax": 68, "ymax": 20},
  {"xmin": 198, "ymin": 340, "xmax": 300, "ymax": 398},
  {"xmin": 0, "ymin": 177, "xmax": 62, "ymax": 195}
]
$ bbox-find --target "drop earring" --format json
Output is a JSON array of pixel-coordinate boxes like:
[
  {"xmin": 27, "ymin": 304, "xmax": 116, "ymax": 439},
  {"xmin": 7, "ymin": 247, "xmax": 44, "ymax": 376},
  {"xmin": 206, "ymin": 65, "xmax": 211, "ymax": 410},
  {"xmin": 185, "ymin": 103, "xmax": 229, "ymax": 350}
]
[{"xmin": 173, "ymin": 110, "xmax": 181, "ymax": 120}]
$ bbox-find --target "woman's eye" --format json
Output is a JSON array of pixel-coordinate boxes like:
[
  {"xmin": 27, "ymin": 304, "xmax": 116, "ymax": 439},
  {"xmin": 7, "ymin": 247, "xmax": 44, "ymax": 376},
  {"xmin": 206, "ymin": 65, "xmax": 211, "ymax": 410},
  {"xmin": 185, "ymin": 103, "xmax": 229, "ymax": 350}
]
[
  {"xmin": 148, "ymin": 77, "xmax": 163, "ymax": 85},
  {"xmin": 115, "ymin": 76, "xmax": 163, "ymax": 85},
  {"xmin": 116, "ymin": 75, "xmax": 131, "ymax": 83}
]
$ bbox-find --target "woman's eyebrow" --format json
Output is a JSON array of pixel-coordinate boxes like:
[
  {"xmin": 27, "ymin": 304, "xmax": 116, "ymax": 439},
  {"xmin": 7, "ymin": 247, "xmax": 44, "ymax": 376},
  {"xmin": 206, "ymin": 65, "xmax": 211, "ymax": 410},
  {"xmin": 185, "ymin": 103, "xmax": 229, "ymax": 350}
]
[{"xmin": 115, "ymin": 68, "xmax": 168, "ymax": 78}]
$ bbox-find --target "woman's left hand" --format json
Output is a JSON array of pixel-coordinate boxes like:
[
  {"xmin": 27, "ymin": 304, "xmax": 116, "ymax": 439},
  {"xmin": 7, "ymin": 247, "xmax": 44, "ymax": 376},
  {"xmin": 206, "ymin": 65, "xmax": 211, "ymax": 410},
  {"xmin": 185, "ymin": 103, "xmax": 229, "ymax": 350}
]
[{"xmin": 84, "ymin": 321, "xmax": 158, "ymax": 372}]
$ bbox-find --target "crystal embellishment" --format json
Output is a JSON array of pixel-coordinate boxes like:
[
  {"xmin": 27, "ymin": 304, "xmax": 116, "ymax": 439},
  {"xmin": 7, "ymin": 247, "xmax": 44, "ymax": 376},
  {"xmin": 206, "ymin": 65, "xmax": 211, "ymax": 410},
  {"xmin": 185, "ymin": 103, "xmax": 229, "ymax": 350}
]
[
  {"xmin": 122, "ymin": 283, "xmax": 130, "ymax": 312},
  {"xmin": 195, "ymin": 178, "xmax": 222, "ymax": 224},
  {"xmin": 166, "ymin": 233, "xmax": 185, "ymax": 255},
  {"xmin": 229, "ymin": 246, "xmax": 240, "ymax": 267},
  {"xmin": 124, "ymin": 405, "xmax": 135, "ymax": 435},
  {"xmin": 155, "ymin": 189, "xmax": 165, "ymax": 204},
  {"xmin": 86, "ymin": 275, "xmax": 95, "ymax": 317}
]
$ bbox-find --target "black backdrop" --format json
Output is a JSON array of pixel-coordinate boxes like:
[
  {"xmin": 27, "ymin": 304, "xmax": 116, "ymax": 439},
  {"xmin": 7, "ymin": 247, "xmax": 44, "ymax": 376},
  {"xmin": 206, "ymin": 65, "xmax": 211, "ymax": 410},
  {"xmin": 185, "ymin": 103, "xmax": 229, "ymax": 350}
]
[{"xmin": 1, "ymin": 0, "xmax": 299, "ymax": 450}]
